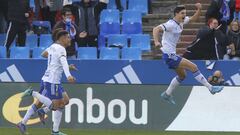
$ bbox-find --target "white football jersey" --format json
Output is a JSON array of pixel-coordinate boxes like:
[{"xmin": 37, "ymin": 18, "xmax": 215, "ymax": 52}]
[
  {"xmin": 159, "ymin": 17, "xmax": 190, "ymax": 54},
  {"xmin": 42, "ymin": 43, "xmax": 71, "ymax": 84}
]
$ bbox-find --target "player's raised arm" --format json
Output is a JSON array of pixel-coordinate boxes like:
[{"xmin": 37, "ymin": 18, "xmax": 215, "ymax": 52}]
[
  {"xmin": 153, "ymin": 25, "xmax": 164, "ymax": 47},
  {"xmin": 189, "ymin": 3, "xmax": 202, "ymax": 23}
]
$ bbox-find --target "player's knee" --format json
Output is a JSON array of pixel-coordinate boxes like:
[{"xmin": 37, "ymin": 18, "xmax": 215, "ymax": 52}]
[
  {"xmin": 35, "ymin": 102, "xmax": 43, "ymax": 108},
  {"xmin": 191, "ymin": 63, "xmax": 198, "ymax": 72},
  {"xmin": 64, "ymin": 100, "xmax": 69, "ymax": 105},
  {"xmin": 178, "ymin": 74, "xmax": 186, "ymax": 80}
]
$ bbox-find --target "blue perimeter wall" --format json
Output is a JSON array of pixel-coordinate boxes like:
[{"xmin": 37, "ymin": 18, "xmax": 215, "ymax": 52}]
[{"xmin": 0, "ymin": 59, "xmax": 239, "ymax": 86}]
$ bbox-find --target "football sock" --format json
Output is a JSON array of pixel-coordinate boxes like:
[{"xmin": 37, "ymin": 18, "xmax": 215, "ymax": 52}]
[
  {"xmin": 22, "ymin": 104, "xmax": 38, "ymax": 125},
  {"xmin": 166, "ymin": 76, "xmax": 182, "ymax": 95},
  {"xmin": 52, "ymin": 109, "xmax": 63, "ymax": 132},
  {"xmin": 32, "ymin": 91, "xmax": 52, "ymax": 108},
  {"xmin": 193, "ymin": 70, "xmax": 212, "ymax": 90}
]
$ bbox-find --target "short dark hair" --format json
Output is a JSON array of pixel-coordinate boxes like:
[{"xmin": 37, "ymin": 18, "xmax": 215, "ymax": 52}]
[
  {"xmin": 56, "ymin": 30, "xmax": 69, "ymax": 40},
  {"xmin": 174, "ymin": 5, "xmax": 186, "ymax": 15},
  {"xmin": 61, "ymin": 7, "xmax": 72, "ymax": 16},
  {"xmin": 52, "ymin": 28, "xmax": 64, "ymax": 42}
]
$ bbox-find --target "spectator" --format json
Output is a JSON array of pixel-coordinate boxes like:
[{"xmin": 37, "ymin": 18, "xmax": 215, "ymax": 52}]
[
  {"xmin": 224, "ymin": 20, "xmax": 240, "ymax": 60},
  {"xmin": 206, "ymin": 0, "xmax": 235, "ymax": 34},
  {"xmin": 208, "ymin": 70, "xmax": 229, "ymax": 86},
  {"xmin": 53, "ymin": 7, "xmax": 80, "ymax": 59},
  {"xmin": 0, "ymin": 0, "xmax": 8, "ymax": 33},
  {"xmin": 74, "ymin": 0, "xmax": 98, "ymax": 47},
  {"xmin": 183, "ymin": 18, "xmax": 230, "ymax": 60},
  {"xmin": 38, "ymin": 0, "xmax": 63, "ymax": 28},
  {"xmin": 4, "ymin": 0, "xmax": 31, "ymax": 52},
  {"xmin": 95, "ymin": 0, "xmax": 109, "ymax": 24},
  {"xmin": 115, "ymin": 0, "xmax": 124, "ymax": 12},
  {"xmin": 148, "ymin": 0, "xmax": 152, "ymax": 14}
]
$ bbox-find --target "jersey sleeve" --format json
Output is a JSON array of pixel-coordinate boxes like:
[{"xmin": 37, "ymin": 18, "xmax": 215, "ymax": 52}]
[
  {"xmin": 59, "ymin": 47, "xmax": 67, "ymax": 58},
  {"xmin": 183, "ymin": 16, "xmax": 190, "ymax": 25},
  {"xmin": 44, "ymin": 46, "xmax": 50, "ymax": 52},
  {"xmin": 59, "ymin": 48, "xmax": 71, "ymax": 78},
  {"xmin": 159, "ymin": 21, "xmax": 174, "ymax": 32}
]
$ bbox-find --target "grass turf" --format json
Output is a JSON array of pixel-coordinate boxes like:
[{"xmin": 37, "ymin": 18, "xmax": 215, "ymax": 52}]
[{"xmin": 0, "ymin": 128, "xmax": 240, "ymax": 135}]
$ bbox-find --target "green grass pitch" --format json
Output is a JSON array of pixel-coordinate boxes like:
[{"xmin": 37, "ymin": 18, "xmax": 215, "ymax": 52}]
[{"xmin": 0, "ymin": 128, "xmax": 240, "ymax": 135}]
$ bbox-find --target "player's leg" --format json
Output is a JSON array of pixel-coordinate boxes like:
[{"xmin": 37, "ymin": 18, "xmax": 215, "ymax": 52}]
[
  {"xmin": 17, "ymin": 81, "xmax": 46, "ymax": 134},
  {"xmin": 52, "ymin": 108, "xmax": 65, "ymax": 135},
  {"xmin": 22, "ymin": 83, "xmax": 53, "ymax": 109},
  {"xmin": 37, "ymin": 91, "xmax": 69, "ymax": 124},
  {"xmin": 63, "ymin": 92, "xmax": 69, "ymax": 104},
  {"xmin": 161, "ymin": 67, "xmax": 186, "ymax": 104},
  {"xmin": 51, "ymin": 86, "xmax": 67, "ymax": 135},
  {"xmin": 179, "ymin": 58, "xmax": 223, "ymax": 94},
  {"xmin": 166, "ymin": 67, "xmax": 186, "ymax": 95},
  {"xmin": 21, "ymin": 100, "xmax": 43, "ymax": 125},
  {"xmin": 17, "ymin": 101, "xmax": 43, "ymax": 134}
]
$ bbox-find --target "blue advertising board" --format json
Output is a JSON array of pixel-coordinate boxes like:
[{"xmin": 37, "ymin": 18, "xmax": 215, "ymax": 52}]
[{"xmin": 0, "ymin": 59, "xmax": 239, "ymax": 85}]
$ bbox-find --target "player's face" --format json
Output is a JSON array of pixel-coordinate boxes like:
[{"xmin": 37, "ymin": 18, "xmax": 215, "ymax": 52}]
[
  {"xmin": 62, "ymin": 34, "xmax": 71, "ymax": 47},
  {"xmin": 176, "ymin": 9, "xmax": 186, "ymax": 22}
]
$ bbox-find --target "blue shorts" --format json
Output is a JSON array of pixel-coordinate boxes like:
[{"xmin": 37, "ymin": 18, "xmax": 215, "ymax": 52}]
[
  {"xmin": 39, "ymin": 80, "xmax": 65, "ymax": 100},
  {"xmin": 162, "ymin": 53, "xmax": 182, "ymax": 69}
]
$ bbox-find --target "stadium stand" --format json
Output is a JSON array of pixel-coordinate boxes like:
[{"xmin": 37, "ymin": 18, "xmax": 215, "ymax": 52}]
[
  {"xmin": 107, "ymin": 34, "xmax": 128, "ymax": 48},
  {"xmin": 121, "ymin": 47, "xmax": 142, "ymax": 60},
  {"xmin": 100, "ymin": 47, "xmax": 120, "ymax": 60},
  {"xmin": 10, "ymin": 47, "xmax": 30, "ymax": 59},
  {"xmin": 128, "ymin": 0, "xmax": 148, "ymax": 15},
  {"xmin": 77, "ymin": 47, "xmax": 98, "ymax": 60},
  {"xmin": 130, "ymin": 34, "xmax": 151, "ymax": 52},
  {"xmin": 32, "ymin": 47, "xmax": 45, "ymax": 59},
  {"xmin": 25, "ymin": 34, "xmax": 38, "ymax": 49},
  {"xmin": 100, "ymin": 9, "xmax": 120, "ymax": 36},
  {"xmin": 122, "ymin": 10, "xmax": 142, "ymax": 35},
  {"xmin": 39, "ymin": 34, "xmax": 53, "ymax": 48},
  {"xmin": 107, "ymin": 0, "xmax": 127, "ymax": 10}
]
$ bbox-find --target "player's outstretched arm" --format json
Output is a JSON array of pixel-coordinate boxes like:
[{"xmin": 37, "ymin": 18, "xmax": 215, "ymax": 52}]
[
  {"xmin": 153, "ymin": 25, "xmax": 163, "ymax": 48},
  {"xmin": 189, "ymin": 3, "xmax": 202, "ymax": 23}
]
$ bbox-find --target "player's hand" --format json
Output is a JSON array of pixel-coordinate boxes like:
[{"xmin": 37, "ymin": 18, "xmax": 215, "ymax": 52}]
[
  {"xmin": 69, "ymin": 64, "xmax": 78, "ymax": 71},
  {"xmin": 67, "ymin": 76, "xmax": 76, "ymax": 83},
  {"xmin": 195, "ymin": 3, "xmax": 202, "ymax": 10},
  {"xmin": 154, "ymin": 41, "xmax": 161, "ymax": 49},
  {"xmin": 79, "ymin": 31, "xmax": 87, "ymax": 38}
]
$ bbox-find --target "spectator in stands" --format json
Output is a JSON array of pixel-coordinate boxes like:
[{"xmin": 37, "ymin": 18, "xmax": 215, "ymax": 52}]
[
  {"xmin": 0, "ymin": 0, "xmax": 8, "ymax": 33},
  {"xmin": 4, "ymin": 0, "xmax": 31, "ymax": 52},
  {"xmin": 53, "ymin": 7, "xmax": 80, "ymax": 59},
  {"xmin": 208, "ymin": 70, "xmax": 229, "ymax": 86},
  {"xmin": 148, "ymin": 0, "xmax": 152, "ymax": 14},
  {"xmin": 183, "ymin": 18, "xmax": 231, "ymax": 60},
  {"xmin": 206, "ymin": 0, "xmax": 235, "ymax": 34},
  {"xmin": 74, "ymin": 0, "xmax": 98, "ymax": 47},
  {"xmin": 95, "ymin": 0, "xmax": 109, "ymax": 24},
  {"xmin": 37, "ymin": 0, "xmax": 63, "ymax": 28},
  {"xmin": 224, "ymin": 20, "xmax": 240, "ymax": 60},
  {"xmin": 115, "ymin": 0, "xmax": 124, "ymax": 12}
]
